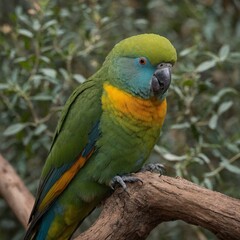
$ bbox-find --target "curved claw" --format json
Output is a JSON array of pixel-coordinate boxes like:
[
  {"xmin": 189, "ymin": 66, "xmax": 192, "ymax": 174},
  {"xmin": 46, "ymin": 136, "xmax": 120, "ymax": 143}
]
[
  {"xmin": 141, "ymin": 163, "xmax": 166, "ymax": 176},
  {"xmin": 109, "ymin": 175, "xmax": 142, "ymax": 190}
]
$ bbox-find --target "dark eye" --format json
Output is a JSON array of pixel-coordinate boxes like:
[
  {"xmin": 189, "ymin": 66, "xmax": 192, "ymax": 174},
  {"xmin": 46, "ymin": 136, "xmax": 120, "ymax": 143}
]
[{"xmin": 138, "ymin": 57, "xmax": 147, "ymax": 65}]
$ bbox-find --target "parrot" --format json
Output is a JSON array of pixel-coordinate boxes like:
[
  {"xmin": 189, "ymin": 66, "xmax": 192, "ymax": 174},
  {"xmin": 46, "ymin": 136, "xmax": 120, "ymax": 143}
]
[{"xmin": 24, "ymin": 33, "xmax": 177, "ymax": 240}]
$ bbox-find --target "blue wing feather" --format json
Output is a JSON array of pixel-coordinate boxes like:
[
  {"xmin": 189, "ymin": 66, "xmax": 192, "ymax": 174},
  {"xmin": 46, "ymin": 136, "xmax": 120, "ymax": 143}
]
[{"xmin": 24, "ymin": 121, "xmax": 100, "ymax": 240}]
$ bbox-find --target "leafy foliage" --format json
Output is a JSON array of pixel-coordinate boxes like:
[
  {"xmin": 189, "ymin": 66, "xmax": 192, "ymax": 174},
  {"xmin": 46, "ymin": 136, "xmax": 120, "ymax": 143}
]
[{"xmin": 0, "ymin": 1, "xmax": 239, "ymax": 239}]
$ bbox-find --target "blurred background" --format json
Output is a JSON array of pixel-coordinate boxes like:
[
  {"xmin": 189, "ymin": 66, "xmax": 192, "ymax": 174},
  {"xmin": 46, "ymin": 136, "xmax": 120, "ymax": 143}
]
[{"xmin": 0, "ymin": 0, "xmax": 239, "ymax": 239}]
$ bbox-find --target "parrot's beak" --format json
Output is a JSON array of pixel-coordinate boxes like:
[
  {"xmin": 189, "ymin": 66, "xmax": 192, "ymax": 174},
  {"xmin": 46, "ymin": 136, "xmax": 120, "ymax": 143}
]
[{"xmin": 151, "ymin": 63, "xmax": 172, "ymax": 97}]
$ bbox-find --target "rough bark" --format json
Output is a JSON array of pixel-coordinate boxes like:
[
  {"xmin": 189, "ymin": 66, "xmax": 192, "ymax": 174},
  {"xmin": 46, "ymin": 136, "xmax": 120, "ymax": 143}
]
[
  {"xmin": 0, "ymin": 154, "xmax": 240, "ymax": 239},
  {"xmin": 0, "ymin": 154, "xmax": 34, "ymax": 229},
  {"xmin": 77, "ymin": 173, "xmax": 240, "ymax": 240}
]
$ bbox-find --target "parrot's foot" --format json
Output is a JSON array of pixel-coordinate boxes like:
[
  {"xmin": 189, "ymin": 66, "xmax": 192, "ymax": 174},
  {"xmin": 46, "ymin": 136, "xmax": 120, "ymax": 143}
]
[
  {"xmin": 141, "ymin": 163, "xmax": 166, "ymax": 176},
  {"xmin": 110, "ymin": 175, "xmax": 142, "ymax": 190}
]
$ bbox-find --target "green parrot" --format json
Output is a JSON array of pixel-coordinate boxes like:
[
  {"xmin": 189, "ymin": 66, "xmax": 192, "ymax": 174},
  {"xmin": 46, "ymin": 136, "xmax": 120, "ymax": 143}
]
[{"xmin": 24, "ymin": 33, "xmax": 177, "ymax": 240}]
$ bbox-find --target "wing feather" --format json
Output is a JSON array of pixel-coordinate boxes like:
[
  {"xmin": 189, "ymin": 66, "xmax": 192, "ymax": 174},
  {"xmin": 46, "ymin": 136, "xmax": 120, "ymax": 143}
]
[{"xmin": 25, "ymin": 79, "xmax": 103, "ymax": 239}]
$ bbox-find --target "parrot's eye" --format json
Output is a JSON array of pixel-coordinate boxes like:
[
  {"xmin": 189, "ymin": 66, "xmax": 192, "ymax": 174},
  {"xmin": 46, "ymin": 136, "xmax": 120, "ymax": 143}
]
[{"xmin": 138, "ymin": 57, "xmax": 147, "ymax": 65}]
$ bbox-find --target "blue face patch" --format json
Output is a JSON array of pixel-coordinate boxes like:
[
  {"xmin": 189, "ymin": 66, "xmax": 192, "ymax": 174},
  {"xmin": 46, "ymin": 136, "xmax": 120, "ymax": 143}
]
[{"xmin": 111, "ymin": 57, "xmax": 156, "ymax": 99}]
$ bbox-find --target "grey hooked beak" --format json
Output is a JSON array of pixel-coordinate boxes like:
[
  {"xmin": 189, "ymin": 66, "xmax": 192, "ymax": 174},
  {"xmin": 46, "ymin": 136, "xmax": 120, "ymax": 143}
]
[{"xmin": 151, "ymin": 63, "xmax": 172, "ymax": 97}]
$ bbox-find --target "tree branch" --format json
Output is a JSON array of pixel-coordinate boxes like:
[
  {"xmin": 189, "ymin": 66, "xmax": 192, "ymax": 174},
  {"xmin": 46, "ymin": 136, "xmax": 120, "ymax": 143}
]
[
  {"xmin": 77, "ymin": 172, "xmax": 240, "ymax": 240},
  {"xmin": 0, "ymin": 154, "xmax": 240, "ymax": 239},
  {"xmin": 0, "ymin": 154, "xmax": 34, "ymax": 229}
]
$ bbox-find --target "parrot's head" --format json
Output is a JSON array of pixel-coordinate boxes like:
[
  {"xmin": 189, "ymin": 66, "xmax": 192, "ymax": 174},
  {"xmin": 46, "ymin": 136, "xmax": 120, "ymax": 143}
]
[{"xmin": 103, "ymin": 33, "xmax": 177, "ymax": 100}]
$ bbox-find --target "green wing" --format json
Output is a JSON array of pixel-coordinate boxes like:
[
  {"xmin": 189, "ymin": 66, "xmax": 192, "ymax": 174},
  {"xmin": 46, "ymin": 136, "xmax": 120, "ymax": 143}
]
[{"xmin": 29, "ymin": 78, "xmax": 103, "ymax": 222}]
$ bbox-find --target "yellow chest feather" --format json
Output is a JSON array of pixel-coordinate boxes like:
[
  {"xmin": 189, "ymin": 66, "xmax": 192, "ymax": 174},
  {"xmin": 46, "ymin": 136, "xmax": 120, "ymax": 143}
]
[{"xmin": 102, "ymin": 83, "xmax": 167, "ymax": 127}]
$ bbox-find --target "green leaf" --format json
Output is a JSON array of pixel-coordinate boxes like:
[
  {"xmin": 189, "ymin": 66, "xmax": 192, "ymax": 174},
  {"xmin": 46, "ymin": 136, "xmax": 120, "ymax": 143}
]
[
  {"xmin": 217, "ymin": 101, "xmax": 233, "ymax": 116},
  {"xmin": 14, "ymin": 57, "xmax": 28, "ymax": 63},
  {"xmin": 196, "ymin": 60, "xmax": 216, "ymax": 72},
  {"xmin": 203, "ymin": 178, "xmax": 213, "ymax": 189},
  {"xmin": 40, "ymin": 56, "xmax": 50, "ymax": 63},
  {"xmin": 179, "ymin": 47, "xmax": 194, "ymax": 57},
  {"xmin": 171, "ymin": 122, "xmax": 190, "ymax": 129},
  {"xmin": 42, "ymin": 20, "xmax": 57, "ymax": 30},
  {"xmin": 162, "ymin": 153, "xmax": 186, "ymax": 161},
  {"xmin": 219, "ymin": 44, "xmax": 230, "ymax": 61},
  {"xmin": 220, "ymin": 160, "xmax": 240, "ymax": 174},
  {"xmin": 32, "ymin": 20, "xmax": 41, "ymax": 31},
  {"xmin": 34, "ymin": 124, "xmax": 47, "ymax": 135},
  {"xmin": 208, "ymin": 114, "xmax": 218, "ymax": 130},
  {"xmin": 154, "ymin": 146, "xmax": 186, "ymax": 161},
  {"xmin": 18, "ymin": 29, "xmax": 33, "ymax": 38},
  {"xmin": 229, "ymin": 52, "xmax": 240, "ymax": 63},
  {"xmin": 59, "ymin": 68, "xmax": 69, "ymax": 81},
  {"xmin": 3, "ymin": 123, "xmax": 27, "ymax": 136},
  {"xmin": 191, "ymin": 175, "xmax": 200, "ymax": 184},
  {"xmin": 211, "ymin": 88, "xmax": 237, "ymax": 103},
  {"xmin": 73, "ymin": 74, "xmax": 86, "ymax": 83},
  {"xmin": 40, "ymin": 68, "xmax": 57, "ymax": 78},
  {"xmin": 134, "ymin": 18, "xmax": 148, "ymax": 29},
  {"xmin": 198, "ymin": 153, "xmax": 210, "ymax": 164},
  {"xmin": 0, "ymin": 83, "xmax": 9, "ymax": 90},
  {"xmin": 226, "ymin": 142, "xmax": 239, "ymax": 154}
]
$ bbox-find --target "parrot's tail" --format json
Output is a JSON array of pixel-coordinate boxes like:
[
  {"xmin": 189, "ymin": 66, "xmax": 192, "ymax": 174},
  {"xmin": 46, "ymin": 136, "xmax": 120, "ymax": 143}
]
[
  {"xmin": 24, "ymin": 199, "xmax": 99, "ymax": 240},
  {"xmin": 24, "ymin": 213, "xmax": 88, "ymax": 240}
]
